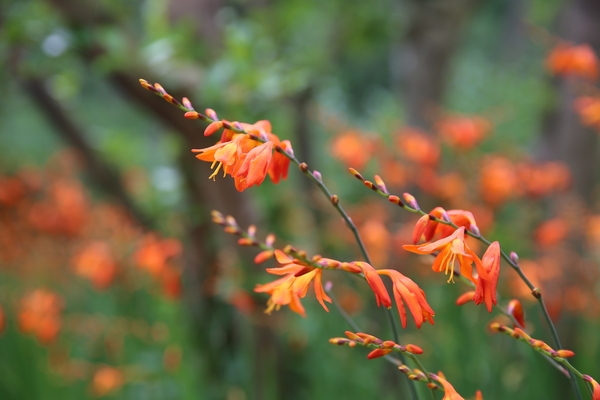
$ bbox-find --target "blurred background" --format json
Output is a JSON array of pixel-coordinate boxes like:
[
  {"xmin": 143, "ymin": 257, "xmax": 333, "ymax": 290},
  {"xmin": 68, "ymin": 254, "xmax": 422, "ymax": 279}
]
[{"xmin": 1, "ymin": 0, "xmax": 600, "ymax": 399}]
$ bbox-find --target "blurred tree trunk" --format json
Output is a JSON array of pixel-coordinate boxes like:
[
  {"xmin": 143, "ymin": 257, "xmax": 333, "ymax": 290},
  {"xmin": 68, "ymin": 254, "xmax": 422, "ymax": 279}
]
[
  {"xmin": 537, "ymin": 0, "xmax": 600, "ymax": 204},
  {"xmin": 394, "ymin": 0, "xmax": 481, "ymax": 129}
]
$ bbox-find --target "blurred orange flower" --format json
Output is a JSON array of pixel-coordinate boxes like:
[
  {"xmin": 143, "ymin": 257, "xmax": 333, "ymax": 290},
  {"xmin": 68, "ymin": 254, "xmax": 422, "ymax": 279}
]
[
  {"xmin": 479, "ymin": 156, "xmax": 519, "ymax": 206},
  {"xmin": 92, "ymin": 366, "xmax": 124, "ymax": 397},
  {"xmin": 534, "ymin": 218, "xmax": 569, "ymax": 248},
  {"xmin": 72, "ymin": 241, "xmax": 118, "ymax": 290},
  {"xmin": 18, "ymin": 289, "xmax": 63, "ymax": 344},
  {"xmin": 331, "ymin": 130, "xmax": 374, "ymax": 169},
  {"xmin": 436, "ymin": 115, "xmax": 491, "ymax": 150},
  {"xmin": 574, "ymin": 96, "xmax": 600, "ymax": 130},
  {"xmin": 546, "ymin": 42, "xmax": 599, "ymax": 80},
  {"xmin": 133, "ymin": 235, "xmax": 182, "ymax": 277},
  {"xmin": 396, "ymin": 128, "xmax": 440, "ymax": 166}
]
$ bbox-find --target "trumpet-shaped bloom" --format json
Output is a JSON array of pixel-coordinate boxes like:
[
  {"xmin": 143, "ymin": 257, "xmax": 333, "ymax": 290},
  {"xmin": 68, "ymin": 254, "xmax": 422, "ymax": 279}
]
[
  {"xmin": 377, "ymin": 269, "xmax": 435, "ymax": 328},
  {"xmin": 473, "ymin": 242, "xmax": 501, "ymax": 312},
  {"xmin": 434, "ymin": 372, "xmax": 465, "ymax": 400},
  {"xmin": 254, "ymin": 250, "xmax": 331, "ymax": 315},
  {"xmin": 404, "ymin": 227, "xmax": 486, "ymax": 283},
  {"xmin": 583, "ymin": 375, "xmax": 600, "ymax": 400},
  {"xmin": 412, "ymin": 208, "xmax": 479, "ymax": 244},
  {"xmin": 254, "ymin": 274, "xmax": 306, "ymax": 317},
  {"xmin": 353, "ymin": 261, "xmax": 392, "ymax": 308},
  {"xmin": 233, "ymin": 141, "xmax": 275, "ymax": 191}
]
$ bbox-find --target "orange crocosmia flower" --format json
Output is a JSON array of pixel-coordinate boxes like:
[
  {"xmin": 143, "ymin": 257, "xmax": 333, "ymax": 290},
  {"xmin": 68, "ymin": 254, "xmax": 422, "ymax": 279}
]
[
  {"xmin": 233, "ymin": 141, "xmax": 275, "ymax": 191},
  {"xmin": 261, "ymin": 250, "xmax": 332, "ymax": 312},
  {"xmin": 92, "ymin": 366, "xmax": 124, "ymax": 397},
  {"xmin": 18, "ymin": 289, "xmax": 63, "ymax": 344},
  {"xmin": 133, "ymin": 235, "xmax": 182, "ymax": 277},
  {"xmin": 546, "ymin": 42, "xmax": 599, "ymax": 81},
  {"xmin": 192, "ymin": 134, "xmax": 253, "ymax": 180},
  {"xmin": 574, "ymin": 96, "xmax": 600, "ymax": 130},
  {"xmin": 254, "ymin": 274, "xmax": 307, "ymax": 318},
  {"xmin": 403, "ymin": 227, "xmax": 487, "ymax": 284},
  {"xmin": 330, "ymin": 130, "xmax": 373, "ymax": 169},
  {"xmin": 413, "ymin": 208, "xmax": 479, "ymax": 244},
  {"xmin": 377, "ymin": 269, "xmax": 435, "ymax": 328},
  {"xmin": 479, "ymin": 156, "xmax": 519, "ymax": 206},
  {"xmin": 395, "ymin": 128, "xmax": 440, "ymax": 166},
  {"xmin": 583, "ymin": 375, "xmax": 600, "ymax": 400},
  {"xmin": 473, "ymin": 241, "xmax": 501, "ymax": 312},
  {"xmin": 353, "ymin": 261, "xmax": 392, "ymax": 308},
  {"xmin": 269, "ymin": 140, "xmax": 293, "ymax": 184},
  {"xmin": 434, "ymin": 372, "xmax": 465, "ymax": 400},
  {"xmin": 534, "ymin": 218, "xmax": 568, "ymax": 248},
  {"xmin": 71, "ymin": 241, "xmax": 118, "ymax": 290},
  {"xmin": 436, "ymin": 115, "xmax": 491, "ymax": 150}
]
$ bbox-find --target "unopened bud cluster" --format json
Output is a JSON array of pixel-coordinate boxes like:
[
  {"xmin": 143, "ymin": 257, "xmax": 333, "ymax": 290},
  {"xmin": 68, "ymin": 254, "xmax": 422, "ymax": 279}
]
[
  {"xmin": 489, "ymin": 323, "xmax": 575, "ymax": 360},
  {"xmin": 329, "ymin": 331, "xmax": 424, "ymax": 360}
]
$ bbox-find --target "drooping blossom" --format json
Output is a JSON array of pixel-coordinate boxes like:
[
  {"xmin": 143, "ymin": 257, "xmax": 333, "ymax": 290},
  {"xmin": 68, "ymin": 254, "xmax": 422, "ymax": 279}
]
[
  {"xmin": 377, "ymin": 269, "xmax": 435, "ymax": 328},
  {"xmin": 473, "ymin": 242, "xmax": 501, "ymax": 312},
  {"xmin": 352, "ymin": 261, "xmax": 392, "ymax": 308},
  {"xmin": 583, "ymin": 375, "xmax": 600, "ymax": 400}
]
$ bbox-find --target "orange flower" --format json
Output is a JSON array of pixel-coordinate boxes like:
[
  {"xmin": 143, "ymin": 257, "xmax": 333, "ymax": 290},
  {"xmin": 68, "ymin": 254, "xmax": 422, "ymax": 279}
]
[
  {"xmin": 71, "ymin": 241, "xmax": 118, "ymax": 290},
  {"xmin": 330, "ymin": 130, "xmax": 374, "ymax": 169},
  {"xmin": 233, "ymin": 141, "xmax": 275, "ymax": 191},
  {"xmin": 254, "ymin": 250, "xmax": 331, "ymax": 315},
  {"xmin": 254, "ymin": 274, "xmax": 306, "ymax": 317},
  {"xmin": 574, "ymin": 96, "xmax": 600, "ymax": 130},
  {"xmin": 473, "ymin": 242, "xmax": 501, "ymax": 312},
  {"xmin": 193, "ymin": 121, "xmax": 293, "ymax": 192},
  {"xmin": 433, "ymin": 372, "xmax": 465, "ymax": 400},
  {"xmin": 412, "ymin": 208, "xmax": 479, "ymax": 244},
  {"xmin": 92, "ymin": 366, "xmax": 124, "ymax": 397},
  {"xmin": 404, "ymin": 227, "xmax": 485, "ymax": 283},
  {"xmin": 133, "ymin": 234, "xmax": 181, "ymax": 277},
  {"xmin": 352, "ymin": 261, "xmax": 392, "ymax": 308},
  {"xmin": 436, "ymin": 115, "xmax": 491, "ymax": 150},
  {"xmin": 18, "ymin": 289, "xmax": 63, "ymax": 344},
  {"xmin": 395, "ymin": 128, "xmax": 440, "ymax": 166},
  {"xmin": 377, "ymin": 269, "xmax": 435, "ymax": 328},
  {"xmin": 583, "ymin": 375, "xmax": 600, "ymax": 400},
  {"xmin": 546, "ymin": 42, "xmax": 598, "ymax": 80}
]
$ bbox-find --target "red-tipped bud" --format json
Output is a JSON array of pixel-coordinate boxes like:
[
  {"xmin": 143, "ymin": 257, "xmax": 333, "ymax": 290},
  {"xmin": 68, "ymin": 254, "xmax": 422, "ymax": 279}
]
[
  {"xmin": 388, "ymin": 195, "xmax": 404, "ymax": 206},
  {"xmin": 139, "ymin": 78, "xmax": 151, "ymax": 89},
  {"xmin": 254, "ymin": 250, "xmax": 274, "ymax": 264},
  {"xmin": 348, "ymin": 168, "xmax": 364, "ymax": 181},
  {"xmin": 299, "ymin": 162, "xmax": 308, "ymax": 173},
  {"xmin": 345, "ymin": 331, "xmax": 361, "ymax": 341},
  {"xmin": 456, "ymin": 291, "xmax": 476, "ymax": 306},
  {"xmin": 507, "ymin": 299, "xmax": 526, "ymax": 328},
  {"xmin": 330, "ymin": 195, "xmax": 339, "ymax": 205},
  {"xmin": 185, "ymin": 111, "xmax": 201, "ymax": 119},
  {"xmin": 412, "ymin": 215, "xmax": 429, "ymax": 244},
  {"xmin": 367, "ymin": 348, "xmax": 393, "ymax": 359},
  {"xmin": 374, "ymin": 175, "xmax": 388, "ymax": 194},
  {"xmin": 488, "ymin": 322, "xmax": 502, "ymax": 332},
  {"xmin": 340, "ymin": 262, "xmax": 362, "ymax": 274},
  {"xmin": 555, "ymin": 349, "xmax": 575, "ymax": 358},
  {"xmin": 402, "ymin": 193, "xmax": 420, "ymax": 210},
  {"xmin": 513, "ymin": 327, "xmax": 531, "ymax": 340},
  {"xmin": 405, "ymin": 344, "xmax": 424, "ymax": 355},
  {"xmin": 237, "ymin": 238, "xmax": 254, "ymax": 246},
  {"xmin": 204, "ymin": 121, "xmax": 223, "ymax": 136},
  {"xmin": 475, "ymin": 390, "xmax": 484, "ymax": 400},
  {"xmin": 382, "ymin": 340, "xmax": 396, "ymax": 349}
]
